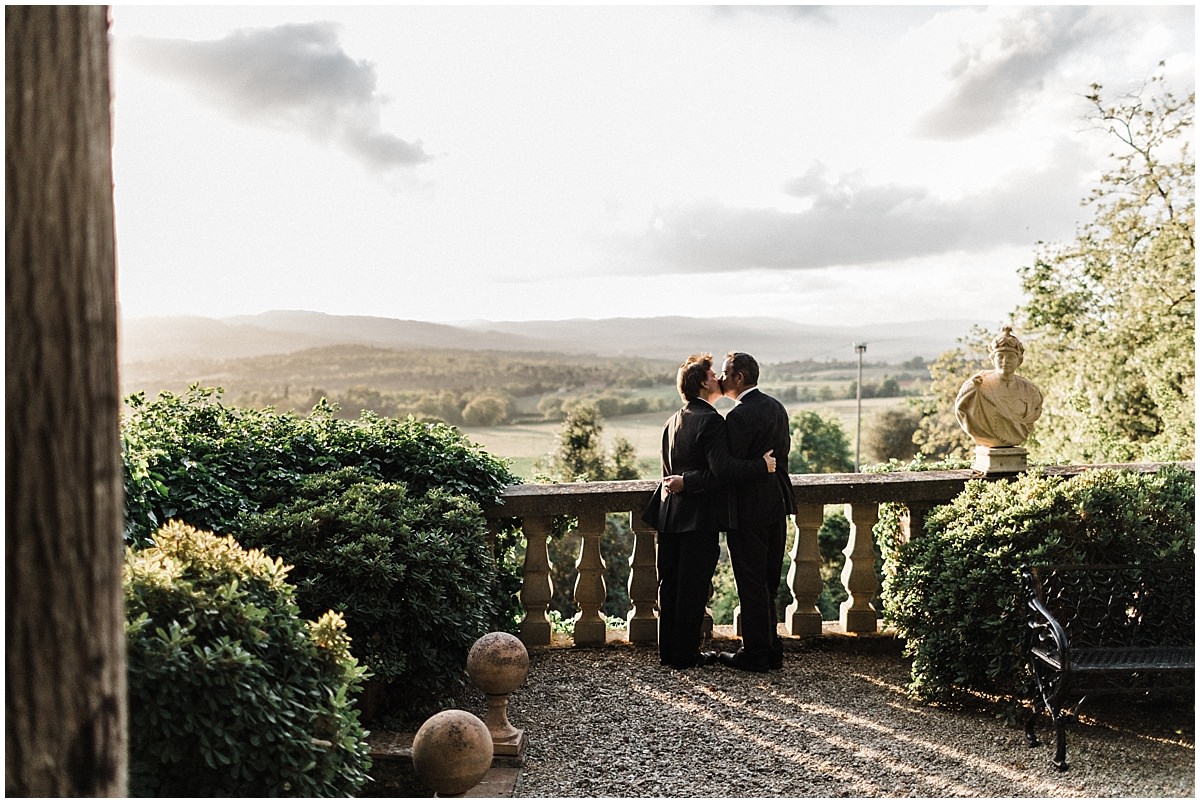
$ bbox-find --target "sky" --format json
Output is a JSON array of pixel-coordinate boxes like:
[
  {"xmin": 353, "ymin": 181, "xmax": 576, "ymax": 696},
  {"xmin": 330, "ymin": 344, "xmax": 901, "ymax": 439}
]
[{"xmin": 109, "ymin": 4, "xmax": 1195, "ymax": 328}]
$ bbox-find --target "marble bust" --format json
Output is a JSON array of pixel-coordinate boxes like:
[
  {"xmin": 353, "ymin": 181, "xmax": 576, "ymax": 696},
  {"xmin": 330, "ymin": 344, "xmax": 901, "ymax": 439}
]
[{"xmin": 954, "ymin": 326, "xmax": 1043, "ymax": 448}]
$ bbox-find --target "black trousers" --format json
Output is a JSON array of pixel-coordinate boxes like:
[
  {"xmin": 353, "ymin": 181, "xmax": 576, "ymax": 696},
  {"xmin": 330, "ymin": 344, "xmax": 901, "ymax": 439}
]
[
  {"xmin": 657, "ymin": 529, "xmax": 719, "ymax": 668},
  {"xmin": 727, "ymin": 518, "xmax": 786, "ymax": 663}
]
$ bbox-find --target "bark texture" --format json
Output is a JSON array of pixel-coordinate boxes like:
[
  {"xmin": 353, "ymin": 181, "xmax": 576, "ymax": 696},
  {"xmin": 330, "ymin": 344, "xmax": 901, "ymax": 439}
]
[{"xmin": 5, "ymin": 5, "xmax": 127, "ymax": 795}]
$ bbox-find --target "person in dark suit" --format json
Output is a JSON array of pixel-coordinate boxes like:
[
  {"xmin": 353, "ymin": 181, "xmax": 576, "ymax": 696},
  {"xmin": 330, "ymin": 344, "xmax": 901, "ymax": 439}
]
[
  {"xmin": 713, "ymin": 351, "xmax": 795, "ymax": 672},
  {"xmin": 642, "ymin": 353, "xmax": 776, "ymax": 670}
]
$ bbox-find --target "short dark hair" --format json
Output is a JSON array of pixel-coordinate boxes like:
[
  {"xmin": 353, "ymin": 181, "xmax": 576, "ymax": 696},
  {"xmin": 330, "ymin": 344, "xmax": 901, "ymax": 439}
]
[
  {"xmin": 677, "ymin": 353, "xmax": 713, "ymax": 401},
  {"xmin": 724, "ymin": 351, "xmax": 759, "ymax": 386}
]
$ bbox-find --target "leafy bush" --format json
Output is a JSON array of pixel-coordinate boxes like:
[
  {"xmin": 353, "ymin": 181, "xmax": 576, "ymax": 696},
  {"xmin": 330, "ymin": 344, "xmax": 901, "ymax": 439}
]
[
  {"xmin": 234, "ymin": 468, "xmax": 505, "ymax": 716},
  {"xmin": 871, "ymin": 455, "xmax": 973, "ymax": 593},
  {"xmin": 884, "ymin": 465, "xmax": 1194, "ymax": 704},
  {"xmin": 121, "ymin": 387, "xmax": 525, "ymax": 721},
  {"xmin": 122, "ymin": 386, "xmax": 518, "ymax": 546},
  {"xmin": 125, "ymin": 521, "xmax": 371, "ymax": 797}
]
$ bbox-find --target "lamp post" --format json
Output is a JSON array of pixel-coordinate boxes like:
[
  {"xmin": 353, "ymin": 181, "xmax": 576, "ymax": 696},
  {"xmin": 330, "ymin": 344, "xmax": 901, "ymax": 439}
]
[{"xmin": 854, "ymin": 342, "xmax": 866, "ymax": 471}]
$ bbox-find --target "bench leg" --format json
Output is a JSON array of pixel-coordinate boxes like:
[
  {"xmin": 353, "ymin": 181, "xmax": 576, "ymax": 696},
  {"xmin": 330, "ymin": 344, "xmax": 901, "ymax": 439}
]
[
  {"xmin": 1028, "ymin": 658, "xmax": 1072, "ymax": 769},
  {"xmin": 1052, "ymin": 713, "xmax": 1069, "ymax": 771},
  {"xmin": 1024, "ymin": 705, "xmax": 1040, "ymax": 747}
]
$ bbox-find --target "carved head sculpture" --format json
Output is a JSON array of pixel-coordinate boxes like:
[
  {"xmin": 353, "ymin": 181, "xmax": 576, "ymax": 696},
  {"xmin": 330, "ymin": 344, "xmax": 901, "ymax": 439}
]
[
  {"xmin": 988, "ymin": 326, "xmax": 1025, "ymax": 376},
  {"xmin": 988, "ymin": 325, "xmax": 1024, "ymax": 358}
]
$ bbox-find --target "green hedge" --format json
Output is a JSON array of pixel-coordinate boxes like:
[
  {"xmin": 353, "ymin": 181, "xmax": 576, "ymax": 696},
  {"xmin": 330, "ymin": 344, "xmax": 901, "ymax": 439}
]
[
  {"xmin": 121, "ymin": 387, "xmax": 524, "ymax": 721},
  {"xmin": 883, "ymin": 465, "xmax": 1194, "ymax": 704},
  {"xmin": 235, "ymin": 468, "xmax": 504, "ymax": 715},
  {"xmin": 122, "ymin": 386, "xmax": 518, "ymax": 546},
  {"xmin": 125, "ymin": 522, "xmax": 371, "ymax": 796}
]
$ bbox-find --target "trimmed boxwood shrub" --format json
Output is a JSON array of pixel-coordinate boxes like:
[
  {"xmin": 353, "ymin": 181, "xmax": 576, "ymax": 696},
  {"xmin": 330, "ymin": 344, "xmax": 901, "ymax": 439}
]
[
  {"xmin": 235, "ymin": 467, "xmax": 502, "ymax": 717},
  {"xmin": 883, "ymin": 465, "xmax": 1194, "ymax": 705},
  {"xmin": 125, "ymin": 521, "xmax": 371, "ymax": 797}
]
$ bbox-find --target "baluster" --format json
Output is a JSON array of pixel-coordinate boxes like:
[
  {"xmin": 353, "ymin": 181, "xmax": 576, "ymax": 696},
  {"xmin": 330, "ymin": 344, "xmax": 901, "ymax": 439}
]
[
  {"xmin": 626, "ymin": 515, "xmax": 659, "ymax": 644},
  {"xmin": 901, "ymin": 502, "xmax": 933, "ymax": 544},
  {"xmin": 786, "ymin": 503, "xmax": 824, "ymax": 636},
  {"xmin": 518, "ymin": 515, "xmax": 554, "ymax": 646},
  {"xmin": 572, "ymin": 510, "xmax": 608, "ymax": 645},
  {"xmin": 840, "ymin": 502, "xmax": 879, "ymax": 633}
]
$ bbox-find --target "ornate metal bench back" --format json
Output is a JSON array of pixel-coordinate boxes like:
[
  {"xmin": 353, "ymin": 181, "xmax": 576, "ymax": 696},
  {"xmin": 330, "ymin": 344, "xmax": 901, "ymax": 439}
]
[{"xmin": 1025, "ymin": 562, "xmax": 1195, "ymax": 649}]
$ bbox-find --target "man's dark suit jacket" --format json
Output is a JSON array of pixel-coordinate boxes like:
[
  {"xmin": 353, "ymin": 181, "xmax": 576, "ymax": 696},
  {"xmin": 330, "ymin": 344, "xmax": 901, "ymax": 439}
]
[
  {"xmin": 642, "ymin": 398, "xmax": 767, "ymax": 534},
  {"xmin": 722, "ymin": 387, "xmax": 795, "ymax": 529}
]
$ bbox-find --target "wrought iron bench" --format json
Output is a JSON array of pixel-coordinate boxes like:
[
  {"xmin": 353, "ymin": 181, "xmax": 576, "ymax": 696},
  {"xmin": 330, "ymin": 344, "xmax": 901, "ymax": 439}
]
[{"xmin": 1022, "ymin": 562, "xmax": 1194, "ymax": 770}]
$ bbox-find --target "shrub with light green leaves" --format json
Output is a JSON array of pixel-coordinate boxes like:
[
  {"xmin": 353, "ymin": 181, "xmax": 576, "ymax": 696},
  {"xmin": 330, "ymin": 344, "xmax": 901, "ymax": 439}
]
[
  {"xmin": 125, "ymin": 521, "xmax": 371, "ymax": 797},
  {"xmin": 884, "ymin": 465, "xmax": 1194, "ymax": 705}
]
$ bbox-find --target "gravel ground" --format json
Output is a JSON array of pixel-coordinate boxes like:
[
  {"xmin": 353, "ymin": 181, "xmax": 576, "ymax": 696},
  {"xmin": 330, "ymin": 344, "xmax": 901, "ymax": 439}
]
[{"xmin": 487, "ymin": 631, "xmax": 1194, "ymax": 798}]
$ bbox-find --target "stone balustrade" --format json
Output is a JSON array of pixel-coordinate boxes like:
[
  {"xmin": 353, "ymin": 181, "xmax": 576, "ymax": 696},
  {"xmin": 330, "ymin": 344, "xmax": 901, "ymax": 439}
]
[{"xmin": 483, "ymin": 463, "xmax": 1190, "ymax": 647}]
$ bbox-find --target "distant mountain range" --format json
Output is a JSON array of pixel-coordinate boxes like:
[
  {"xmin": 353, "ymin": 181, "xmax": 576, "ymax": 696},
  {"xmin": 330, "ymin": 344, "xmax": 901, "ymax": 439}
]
[{"xmin": 121, "ymin": 310, "xmax": 991, "ymax": 365}]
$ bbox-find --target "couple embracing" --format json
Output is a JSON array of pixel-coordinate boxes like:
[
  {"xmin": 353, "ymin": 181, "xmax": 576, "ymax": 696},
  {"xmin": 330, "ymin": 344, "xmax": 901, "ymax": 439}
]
[{"xmin": 642, "ymin": 351, "xmax": 795, "ymax": 672}]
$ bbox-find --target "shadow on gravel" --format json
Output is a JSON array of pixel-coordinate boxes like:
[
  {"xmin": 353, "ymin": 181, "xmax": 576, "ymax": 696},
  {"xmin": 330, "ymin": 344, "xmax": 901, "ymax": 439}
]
[
  {"xmin": 513, "ymin": 633, "xmax": 1194, "ymax": 798},
  {"xmin": 363, "ymin": 630, "xmax": 1194, "ymax": 798}
]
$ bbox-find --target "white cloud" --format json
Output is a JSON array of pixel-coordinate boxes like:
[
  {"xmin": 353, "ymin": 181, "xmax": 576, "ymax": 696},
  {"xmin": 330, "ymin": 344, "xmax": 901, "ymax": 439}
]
[
  {"xmin": 124, "ymin": 22, "xmax": 431, "ymax": 170},
  {"xmin": 615, "ymin": 135, "xmax": 1091, "ymax": 275},
  {"xmin": 109, "ymin": 5, "xmax": 1194, "ymax": 325}
]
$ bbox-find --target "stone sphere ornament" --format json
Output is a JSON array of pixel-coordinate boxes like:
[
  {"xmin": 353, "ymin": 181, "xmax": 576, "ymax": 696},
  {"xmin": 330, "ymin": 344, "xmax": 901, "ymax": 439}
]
[
  {"xmin": 467, "ymin": 631, "xmax": 530, "ymax": 694},
  {"xmin": 466, "ymin": 631, "xmax": 530, "ymax": 755},
  {"xmin": 411, "ymin": 709, "xmax": 494, "ymax": 796}
]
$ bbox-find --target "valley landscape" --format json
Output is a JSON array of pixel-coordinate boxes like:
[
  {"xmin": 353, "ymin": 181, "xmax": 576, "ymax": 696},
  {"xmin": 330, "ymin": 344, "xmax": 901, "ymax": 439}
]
[{"xmin": 120, "ymin": 310, "xmax": 978, "ymax": 478}]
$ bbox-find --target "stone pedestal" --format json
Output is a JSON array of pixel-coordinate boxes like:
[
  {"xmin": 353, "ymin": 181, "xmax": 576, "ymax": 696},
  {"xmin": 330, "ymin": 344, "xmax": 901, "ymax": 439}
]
[
  {"xmin": 973, "ymin": 446, "xmax": 1028, "ymax": 475},
  {"xmin": 483, "ymin": 699, "xmax": 529, "ymax": 757},
  {"xmin": 466, "ymin": 632, "xmax": 530, "ymax": 763}
]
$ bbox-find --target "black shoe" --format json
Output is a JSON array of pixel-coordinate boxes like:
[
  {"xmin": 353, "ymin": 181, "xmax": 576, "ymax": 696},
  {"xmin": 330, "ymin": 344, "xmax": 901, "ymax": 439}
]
[
  {"xmin": 717, "ymin": 650, "xmax": 769, "ymax": 673},
  {"xmin": 670, "ymin": 651, "xmax": 719, "ymax": 670},
  {"xmin": 770, "ymin": 655, "xmax": 783, "ymax": 670}
]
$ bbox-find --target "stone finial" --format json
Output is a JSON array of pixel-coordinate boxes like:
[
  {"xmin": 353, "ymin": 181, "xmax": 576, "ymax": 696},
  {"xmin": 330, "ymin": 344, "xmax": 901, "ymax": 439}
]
[
  {"xmin": 411, "ymin": 709, "xmax": 494, "ymax": 796},
  {"xmin": 467, "ymin": 631, "xmax": 530, "ymax": 757}
]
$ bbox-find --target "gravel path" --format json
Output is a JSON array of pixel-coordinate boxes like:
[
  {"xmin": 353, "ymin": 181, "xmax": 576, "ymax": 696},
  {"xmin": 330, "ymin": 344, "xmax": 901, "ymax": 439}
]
[{"xmin": 494, "ymin": 633, "xmax": 1194, "ymax": 798}]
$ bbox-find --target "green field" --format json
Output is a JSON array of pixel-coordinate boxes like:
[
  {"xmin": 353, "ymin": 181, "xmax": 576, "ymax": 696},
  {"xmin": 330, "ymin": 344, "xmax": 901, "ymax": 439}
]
[
  {"xmin": 463, "ymin": 395, "xmax": 911, "ymax": 481},
  {"xmin": 118, "ymin": 341, "xmax": 926, "ymax": 481}
]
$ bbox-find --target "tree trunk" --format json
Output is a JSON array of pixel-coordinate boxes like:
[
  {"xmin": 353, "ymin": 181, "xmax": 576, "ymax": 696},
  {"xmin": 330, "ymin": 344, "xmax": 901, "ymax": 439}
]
[{"xmin": 5, "ymin": 6, "xmax": 127, "ymax": 796}]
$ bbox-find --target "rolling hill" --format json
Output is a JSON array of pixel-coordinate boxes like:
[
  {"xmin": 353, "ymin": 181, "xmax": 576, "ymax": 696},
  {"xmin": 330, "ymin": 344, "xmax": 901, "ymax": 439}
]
[{"xmin": 122, "ymin": 310, "xmax": 987, "ymax": 365}]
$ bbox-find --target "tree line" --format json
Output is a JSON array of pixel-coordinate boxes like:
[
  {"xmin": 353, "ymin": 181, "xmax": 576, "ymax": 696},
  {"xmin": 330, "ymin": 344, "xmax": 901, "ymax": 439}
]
[{"xmin": 124, "ymin": 343, "xmax": 929, "ymax": 428}]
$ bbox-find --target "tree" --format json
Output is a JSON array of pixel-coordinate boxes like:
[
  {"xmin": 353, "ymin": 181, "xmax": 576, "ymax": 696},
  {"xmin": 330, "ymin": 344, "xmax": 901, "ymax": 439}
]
[
  {"xmin": 537, "ymin": 403, "xmax": 639, "ymax": 620},
  {"xmin": 788, "ymin": 410, "xmax": 854, "ymax": 474},
  {"xmin": 864, "ymin": 406, "xmax": 922, "ymax": 465},
  {"xmin": 6, "ymin": 6, "xmax": 127, "ymax": 795},
  {"xmin": 911, "ymin": 334, "xmax": 987, "ymax": 462},
  {"xmin": 537, "ymin": 394, "xmax": 566, "ymax": 420},
  {"xmin": 877, "ymin": 377, "xmax": 902, "ymax": 398},
  {"xmin": 538, "ymin": 402, "xmax": 639, "ymax": 481},
  {"xmin": 1017, "ymin": 71, "xmax": 1194, "ymax": 462},
  {"xmin": 461, "ymin": 391, "xmax": 514, "ymax": 426}
]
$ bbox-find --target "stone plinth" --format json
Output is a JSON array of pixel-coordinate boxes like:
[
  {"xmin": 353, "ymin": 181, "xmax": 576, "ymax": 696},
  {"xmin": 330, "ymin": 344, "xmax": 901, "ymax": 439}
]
[{"xmin": 973, "ymin": 446, "xmax": 1029, "ymax": 475}]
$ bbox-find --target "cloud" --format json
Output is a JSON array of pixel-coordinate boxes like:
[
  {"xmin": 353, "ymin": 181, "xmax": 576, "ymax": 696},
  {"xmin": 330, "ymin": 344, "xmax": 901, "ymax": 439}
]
[
  {"xmin": 709, "ymin": 5, "xmax": 836, "ymax": 25},
  {"xmin": 629, "ymin": 149, "xmax": 1090, "ymax": 275},
  {"xmin": 123, "ymin": 22, "xmax": 431, "ymax": 170},
  {"xmin": 914, "ymin": 6, "xmax": 1100, "ymax": 140}
]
